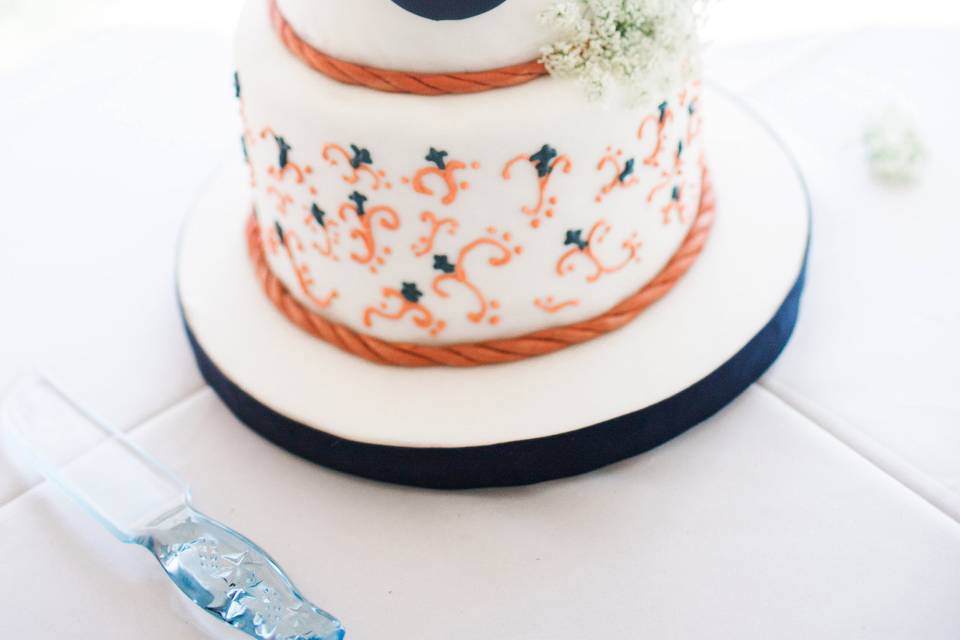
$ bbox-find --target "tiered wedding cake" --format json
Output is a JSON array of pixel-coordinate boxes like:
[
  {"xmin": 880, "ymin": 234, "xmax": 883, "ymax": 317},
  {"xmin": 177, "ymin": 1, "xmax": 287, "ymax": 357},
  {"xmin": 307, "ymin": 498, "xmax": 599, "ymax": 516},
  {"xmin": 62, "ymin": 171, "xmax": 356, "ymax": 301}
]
[
  {"xmin": 178, "ymin": 0, "xmax": 808, "ymax": 487},
  {"xmin": 234, "ymin": 0, "xmax": 712, "ymax": 367}
]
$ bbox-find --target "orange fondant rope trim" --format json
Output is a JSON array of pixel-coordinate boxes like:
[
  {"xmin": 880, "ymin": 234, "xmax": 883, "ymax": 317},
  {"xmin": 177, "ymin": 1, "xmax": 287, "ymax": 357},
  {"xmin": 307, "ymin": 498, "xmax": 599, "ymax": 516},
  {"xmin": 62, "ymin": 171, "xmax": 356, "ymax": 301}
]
[
  {"xmin": 268, "ymin": 0, "xmax": 547, "ymax": 95},
  {"xmin": 248, "ymin": 168, "xmax": 716, "ymax": 367}
]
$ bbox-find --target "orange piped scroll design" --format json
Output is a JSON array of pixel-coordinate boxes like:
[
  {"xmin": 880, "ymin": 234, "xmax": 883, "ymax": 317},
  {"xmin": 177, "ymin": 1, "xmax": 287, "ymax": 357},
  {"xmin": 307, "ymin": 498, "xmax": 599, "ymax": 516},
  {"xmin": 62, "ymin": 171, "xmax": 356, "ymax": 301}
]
[
  {"xmin": 432, "ymin": 228, "xmax": 522, "ymax": 327},
  {"xmin": 265, "ymin": 186, "xmax": 294, "ymax": 216},
  {"xmin": 260, "ymin": 128, "xmax": 314, "ymax": 216},
  {"xmin": 246, "ymin": 166, "xmax": 716, "ymax": 367},
  {"xmin": 267, "ymin": 161, "xmax": 311, "ymax": 185},
  {"xmin": 503, "ymin": 147, "xmax": 573, "ymax": 229},
  {"xmin": 595, "ymin": 147, "xmax": 639, "ymax": 203},
  {"xmin": 637, "ymin": 103, "xmax": 674, "ymax": 168},
  {"xmin": 647, "ymin": 148, "xmax": 697, "ymax": 226},
  {"xmin": 402, "ymin": 160, "xmax": 480, "ymax": 205},
  {"xmin": 403, "ymin": 152, "xmax": 479, "ymax": 206},
  {"xmin": 268, "ymin": 0, "xmax": 546, "ymax": 95},
  {"xmin": 269, "ymin": 221, "xmax": 338, "ymax": 309},
  {"xmin": 557, "ymin": 222, "xmax": 643, "ymax": 284},
  {"xmin": 363, "ymin": 286, "xmax": 446, "ymax": 338},
  {"xmin": 321, "ymin": 143, "xmax": 392, "ymax": 191},
  {"xmin": 411, "ymin": 211, "xmax": 459, "ymax": 257},
  {"xmin": 337, "ymin": 193, "xmax": 400, "ymax": 274},
  {"xmin": 534, "ymin": 297, "xmax": 580, "ymax": 313},
  {"xmin": 260, "ymin": 128, "xmax": 313, "ymax": 185},
  {"xmin": 679, "ymin": 82, "xmax": 704, "ymax": 146},
  {"xmin": 647, "ymin": 177, "xmax": 685, "ymax": 224},
  {"xmin": 301, "ymin": 204, "xmax": 341, "ymax": 261}
]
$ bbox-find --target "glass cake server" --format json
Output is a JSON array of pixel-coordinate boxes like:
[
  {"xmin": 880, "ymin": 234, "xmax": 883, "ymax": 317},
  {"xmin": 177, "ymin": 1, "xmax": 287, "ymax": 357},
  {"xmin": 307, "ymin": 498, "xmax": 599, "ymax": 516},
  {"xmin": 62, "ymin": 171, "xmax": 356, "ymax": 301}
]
[{"xmin": 1, "ymin": 374, "xmax": 345, "ymax": 640}]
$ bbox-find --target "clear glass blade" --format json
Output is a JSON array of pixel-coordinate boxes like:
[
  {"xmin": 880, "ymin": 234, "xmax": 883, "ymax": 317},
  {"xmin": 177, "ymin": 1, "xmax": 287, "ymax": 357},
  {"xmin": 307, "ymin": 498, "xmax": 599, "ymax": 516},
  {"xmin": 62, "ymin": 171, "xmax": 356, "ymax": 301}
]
[
  {"xmin": 2, "ymin": 374, "xmax": 346, "ymax": 639},
  {"xmin": 1, "ymin": 374, "xmax": 188, "ymax": 541}
]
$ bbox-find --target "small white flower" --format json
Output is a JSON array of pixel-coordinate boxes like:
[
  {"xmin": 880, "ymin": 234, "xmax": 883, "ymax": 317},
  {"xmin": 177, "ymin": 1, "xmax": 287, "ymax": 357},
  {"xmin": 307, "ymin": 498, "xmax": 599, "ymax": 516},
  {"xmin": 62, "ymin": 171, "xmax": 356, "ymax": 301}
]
[
  {"xmin": 863, "ymin": 110, "xmax": 926, "ymax": 186},
  {"xmin": 539, "ymin": 0, "xmax": 708, "ymax": 103}
]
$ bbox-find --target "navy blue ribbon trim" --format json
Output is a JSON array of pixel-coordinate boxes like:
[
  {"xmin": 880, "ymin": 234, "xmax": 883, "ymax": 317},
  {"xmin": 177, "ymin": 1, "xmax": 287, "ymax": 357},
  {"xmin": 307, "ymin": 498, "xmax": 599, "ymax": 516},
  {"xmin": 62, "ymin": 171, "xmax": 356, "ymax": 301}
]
[{"xmin": 181, "ymin": 251, "xmax": 806, "ymax": 490}]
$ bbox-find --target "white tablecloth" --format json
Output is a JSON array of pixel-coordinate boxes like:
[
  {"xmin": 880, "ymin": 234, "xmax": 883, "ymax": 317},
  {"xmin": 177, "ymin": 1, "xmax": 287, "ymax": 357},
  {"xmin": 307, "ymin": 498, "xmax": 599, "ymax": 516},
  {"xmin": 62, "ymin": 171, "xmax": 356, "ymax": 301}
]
[{"xmin": 1, "ymin": 23, "xmax": 958, "ymax": 639}]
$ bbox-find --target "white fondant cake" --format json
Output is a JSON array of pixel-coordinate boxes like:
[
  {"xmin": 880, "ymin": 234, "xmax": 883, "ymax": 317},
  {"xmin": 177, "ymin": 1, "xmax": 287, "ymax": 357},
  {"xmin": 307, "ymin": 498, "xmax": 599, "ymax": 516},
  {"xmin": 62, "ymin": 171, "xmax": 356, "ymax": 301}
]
[
  {"xmin": 181, "ymin": 0, "xmax": 808, "ymax": 486},
  {"xmin": 235, "ymin": 0, "xmax": 706, "ymax": 352}
]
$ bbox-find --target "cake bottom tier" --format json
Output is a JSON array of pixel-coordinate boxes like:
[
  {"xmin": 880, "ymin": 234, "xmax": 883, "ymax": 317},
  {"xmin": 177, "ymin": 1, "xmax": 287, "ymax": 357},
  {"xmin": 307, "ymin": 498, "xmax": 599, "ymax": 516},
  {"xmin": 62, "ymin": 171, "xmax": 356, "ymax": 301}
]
[
  {"xmin": 247, "ymin": 167, "xmax": 714, "ymax": 367},
  {"xmin": 177, "ymin": 89, "xmax": 810, "ymax": 487},
  {"xmin": 236, "ymin": 0, "xmax": 705, "ymax": 347}
]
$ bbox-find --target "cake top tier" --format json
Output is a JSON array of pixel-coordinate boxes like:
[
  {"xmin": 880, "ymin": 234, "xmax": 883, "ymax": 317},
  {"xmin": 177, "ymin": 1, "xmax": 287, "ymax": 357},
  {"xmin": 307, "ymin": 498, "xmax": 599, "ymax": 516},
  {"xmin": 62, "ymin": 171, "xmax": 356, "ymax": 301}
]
[
  {"xmin": 276, "ymin": 0, "xmax": 550, "ymax": 73},
  {"xmin": 273, "ymin": 0, "xmax": 706, "ymax": 99}
]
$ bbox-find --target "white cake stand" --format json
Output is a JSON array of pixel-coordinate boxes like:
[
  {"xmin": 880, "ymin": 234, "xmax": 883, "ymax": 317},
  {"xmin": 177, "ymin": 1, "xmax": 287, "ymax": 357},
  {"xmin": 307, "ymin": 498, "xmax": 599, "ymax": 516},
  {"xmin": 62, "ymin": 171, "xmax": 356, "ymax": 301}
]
[{"xmin": 177, "ymin": 89, "xmax": 810, "ymax": 489}]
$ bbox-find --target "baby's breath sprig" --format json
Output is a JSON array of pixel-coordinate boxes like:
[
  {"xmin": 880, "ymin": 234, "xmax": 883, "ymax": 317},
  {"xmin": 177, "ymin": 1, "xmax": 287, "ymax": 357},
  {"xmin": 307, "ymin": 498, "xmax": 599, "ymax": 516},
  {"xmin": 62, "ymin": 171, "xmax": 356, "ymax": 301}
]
[{"xmin": 539, "ymin": 0, "xmax": 708, "ymax": 103}]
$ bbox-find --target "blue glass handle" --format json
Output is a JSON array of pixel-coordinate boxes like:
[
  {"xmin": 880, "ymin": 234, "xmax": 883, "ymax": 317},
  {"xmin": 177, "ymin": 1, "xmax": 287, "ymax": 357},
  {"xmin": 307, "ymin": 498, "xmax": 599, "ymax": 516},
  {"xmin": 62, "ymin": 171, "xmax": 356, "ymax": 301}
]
[
  {"xmin": 1, "ymin": 374, "xmax": 345, "ymax": 640},
  {"xmin": 143, "ymin": 506, "xmax": 344, "ymax": 640}
]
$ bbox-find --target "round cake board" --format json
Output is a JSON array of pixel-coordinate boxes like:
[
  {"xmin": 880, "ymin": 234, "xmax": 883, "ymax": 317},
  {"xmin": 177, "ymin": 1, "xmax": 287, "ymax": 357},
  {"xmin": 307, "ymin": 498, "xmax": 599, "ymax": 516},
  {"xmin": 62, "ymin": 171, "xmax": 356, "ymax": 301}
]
[{"xmin": 177, "ymin": 89, "xmax": 810, "ymax": 489}]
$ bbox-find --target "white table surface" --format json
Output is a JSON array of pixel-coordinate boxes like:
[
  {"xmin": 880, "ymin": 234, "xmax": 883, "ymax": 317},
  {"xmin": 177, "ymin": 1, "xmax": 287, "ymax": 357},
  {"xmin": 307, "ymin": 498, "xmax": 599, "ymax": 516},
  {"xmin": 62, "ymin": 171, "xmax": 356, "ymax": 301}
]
[{"xmin": 1, "ymin": 19, "xmax": 958, "ymax": 639}]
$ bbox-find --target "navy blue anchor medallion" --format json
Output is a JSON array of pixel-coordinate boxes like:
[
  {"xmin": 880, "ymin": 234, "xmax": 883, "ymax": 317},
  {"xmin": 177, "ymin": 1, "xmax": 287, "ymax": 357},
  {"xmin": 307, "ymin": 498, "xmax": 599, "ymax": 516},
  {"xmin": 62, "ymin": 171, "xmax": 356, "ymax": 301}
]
[{"xmin": 390, "ymin": 0, "xmax": 509, "ymax": 21}]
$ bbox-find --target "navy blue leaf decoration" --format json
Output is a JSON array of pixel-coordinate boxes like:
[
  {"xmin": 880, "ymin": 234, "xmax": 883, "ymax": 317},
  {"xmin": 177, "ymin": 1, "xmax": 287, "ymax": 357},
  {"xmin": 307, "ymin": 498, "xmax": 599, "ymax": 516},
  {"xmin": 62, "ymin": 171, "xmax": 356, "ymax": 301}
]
[{"xmin": 390, "ymin": 0, "xmax": 508, "ymax": 21}]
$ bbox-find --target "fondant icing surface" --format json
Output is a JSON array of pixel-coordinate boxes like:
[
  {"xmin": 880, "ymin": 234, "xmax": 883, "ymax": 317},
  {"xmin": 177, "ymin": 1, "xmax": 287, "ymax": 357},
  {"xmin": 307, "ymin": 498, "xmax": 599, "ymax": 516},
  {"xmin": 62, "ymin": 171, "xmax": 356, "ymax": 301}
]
[{"xmin": 237, "ymin": 0, "xmax": 704, "ymax": 345}]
